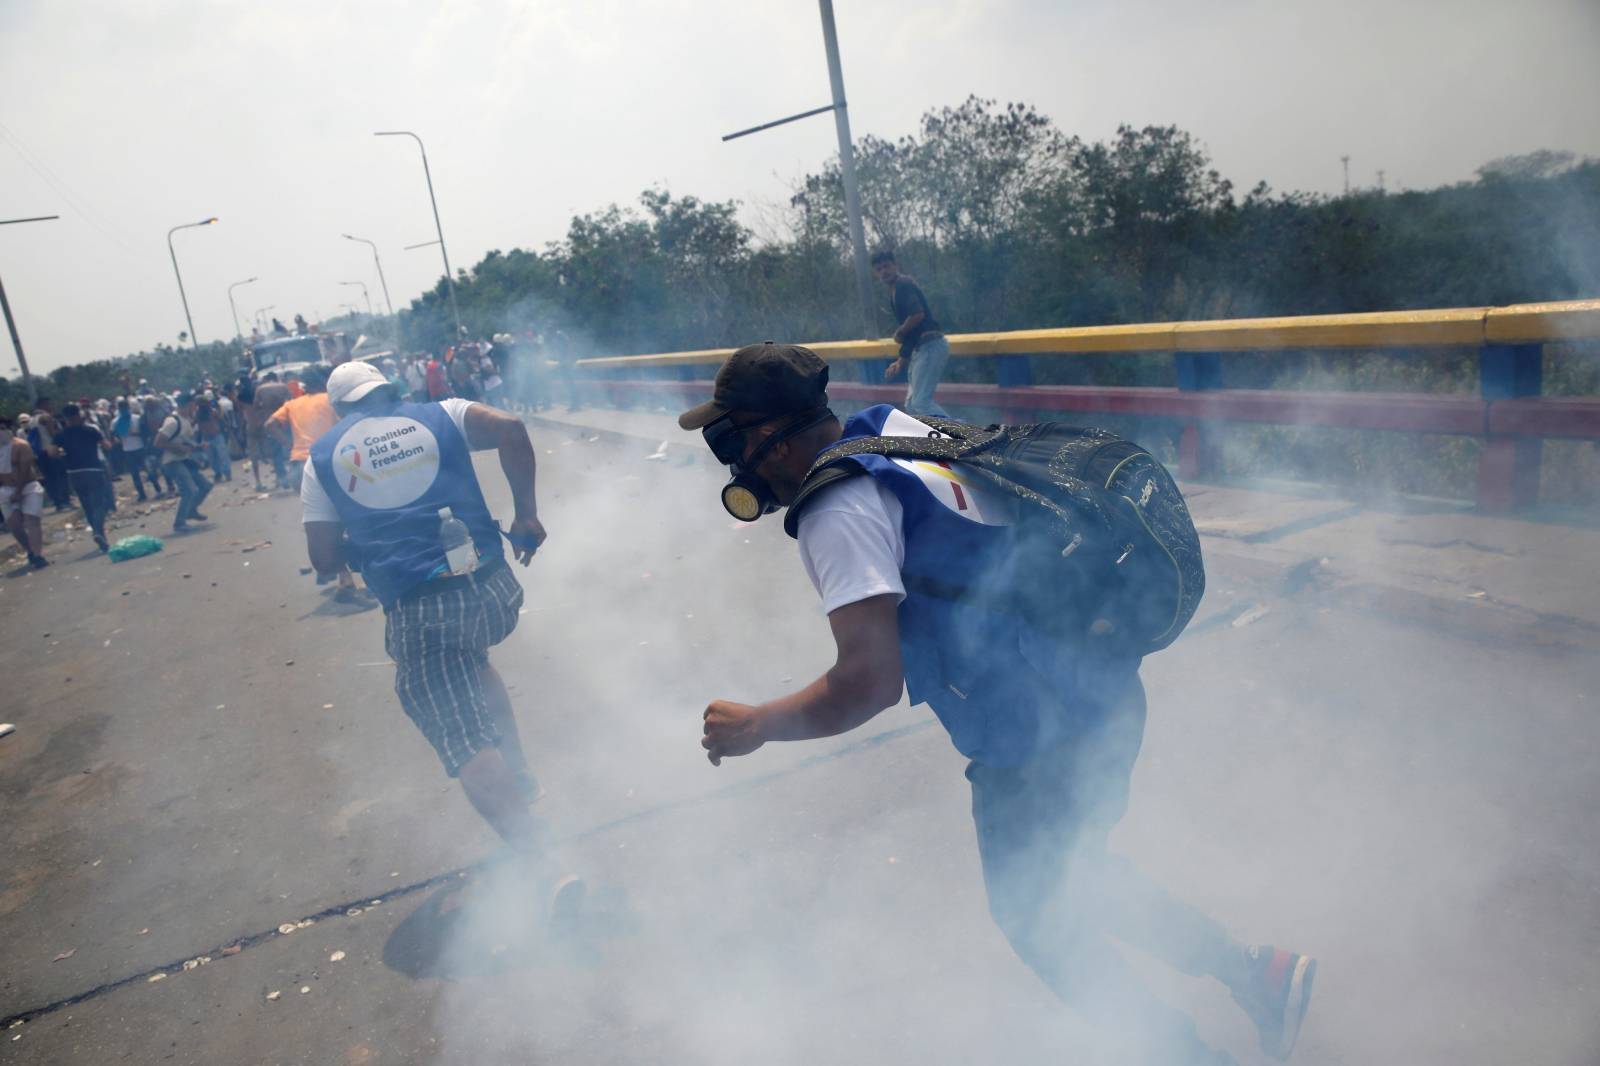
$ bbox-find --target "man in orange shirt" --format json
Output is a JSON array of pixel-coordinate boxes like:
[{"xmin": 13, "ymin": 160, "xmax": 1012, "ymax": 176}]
[
  {"xmin": 266, "ymin": 365, "xmax": 337, "ymax": 492},
  {"xmin": 266, "ymin": 365, "xmax": 371, "ymax": 604}
]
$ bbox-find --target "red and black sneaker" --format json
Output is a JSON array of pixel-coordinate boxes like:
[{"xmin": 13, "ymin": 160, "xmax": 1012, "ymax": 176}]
[{"xmin": 1231, "ymin": 945, "xmax": 1316, "ymax": 1061}]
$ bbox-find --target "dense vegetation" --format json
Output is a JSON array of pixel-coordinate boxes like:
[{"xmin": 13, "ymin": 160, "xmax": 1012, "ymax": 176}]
[{"xmin": 6, "ymin": 100, "xmax": 1596, "ymax": 504}]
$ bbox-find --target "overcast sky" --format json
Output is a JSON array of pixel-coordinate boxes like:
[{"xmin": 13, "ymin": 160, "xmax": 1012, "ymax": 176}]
[{"xmin": 2, "ymin": 0, "xmax": 1598, "ymax": 374}]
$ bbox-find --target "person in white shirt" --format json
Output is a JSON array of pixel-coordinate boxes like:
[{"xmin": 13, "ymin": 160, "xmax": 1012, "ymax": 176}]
[
  {"xmin": 683, "ymin": 342, "xmax": 1315, "ymax": 1066},
  {"xmin": 0, "ymin": 416, "xmax": 48, "ymax": 568}
]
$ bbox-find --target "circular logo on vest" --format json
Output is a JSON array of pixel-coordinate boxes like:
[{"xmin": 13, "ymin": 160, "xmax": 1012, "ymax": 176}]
[{"xmin": 332, "ymin": 416, "xmax": 440, "ymax": 509}]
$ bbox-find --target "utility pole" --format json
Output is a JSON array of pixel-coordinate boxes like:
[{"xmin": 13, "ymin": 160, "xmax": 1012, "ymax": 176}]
[
  {"xmin": 375, "ymin": 132, "xmax": 462, "ymax": 339},
  {"xmin": 818, "ymin": 0, "xmax": 876, "ymax": 339},
  {"xmin": 339, "ymin": 280, "xmax": 373, "ymax": 316},
  {"xmin": 720, "ymin": 0, "xmax": 877, "ymax": 339},
  {"xmin": 342, "ymin": 234, "xmax": 394, "ymax": 316},
  {"xmin": 227, "ymin": 276, "xmax": 259, "ymax": 342},
  {"xmin": 0, "ymin": 214, "xmax": 60, "ymax": 407},
  {"xmin": 1341, "ymin": 155, "xmax": 1350, "ymax": 196},
  {"xmin": 1377, "ymin": 169, "xmax": 1386, "ymax": 193},
  {"xmin": 167, "ymin": 216, "xmax": 218, "ymax": 350}
]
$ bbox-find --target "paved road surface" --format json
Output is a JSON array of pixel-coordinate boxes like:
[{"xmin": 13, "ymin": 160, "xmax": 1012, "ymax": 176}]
[{"xmin": 2, "ymin": 421, "xmax": 1596, "ymax": 1065}]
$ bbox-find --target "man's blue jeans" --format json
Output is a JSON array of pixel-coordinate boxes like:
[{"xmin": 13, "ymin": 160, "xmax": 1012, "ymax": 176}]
[
  {"xmin": 163, "ymin": 460, "xmax": 211, "ymax": 527},
  {"xmin": 904, "ymin": 333, "xmax": 950, "ymax": 417},
  {"xmin": 966, "ymin": 671, "xmax": 1240, "ymax": 1061},
  {"xmin": 206, "ymin": 434, "xmax": 231, "ymax": 480},
  {"xmin": 67, "ymin": 469, "xmax": 110, "ymax": 542}
]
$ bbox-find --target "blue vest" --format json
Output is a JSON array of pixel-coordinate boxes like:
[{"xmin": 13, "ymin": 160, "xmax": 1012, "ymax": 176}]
[
  {"xmin": 816, "ymin": 405, "xmax": 1126, "ymax": 766},
  {"xmin": 309, "ymin": 401, "xmax": 502, "ymax": 607}
]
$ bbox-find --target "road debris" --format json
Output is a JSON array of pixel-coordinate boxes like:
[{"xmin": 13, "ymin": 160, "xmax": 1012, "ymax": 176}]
[
  {"xmin": 137, "ymin": 928, "xmax": 149, "ymax": 936},
  {"xmin": 346, "ymin": 907, "xmax": 363, "ymax": 917},
  {"xmin": 266, "ymin": 990, "xmax": 281, "ymax": 1001},
  {"xmin": 323, "ymin": 703, "xmax": 334, "ymax": 709},
  {"xmin": 221, "ymin": 945, "xmax": 242, "ymax": 956},
  {"xmin": 147, "ymin": 973, "xmax": 166, "ymax": 983},
  {"xmin": 299, "ymin": 986, "xmax": 311, "ymax": 995},
  {"xmin": 278, "ymin": 923, "xmax": 297, "ymax": 935},
  {"xmin": 330, "ymin": 950, "xmax": 346, "ymax": 962},
  {"xmin": 0, "ymin": 724, "xmax": 14, "ymax": 740},
  {"xmin": 51, "ymin": 949, "xmax": 76, "ymax": 962},
  {"xmin": 181, "ymin": 956, "xmax": 211, "ymax": 971},
  {"xmin": 1232, "ymin": 604, "xmax": 1272, "ymax": 628},
  {"xmin": 645, "ymin": 440, "xmax": 670, "ymax": 461}
]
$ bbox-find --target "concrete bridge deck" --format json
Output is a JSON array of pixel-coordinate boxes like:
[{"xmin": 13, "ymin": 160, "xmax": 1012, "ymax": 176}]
[{"xmin": 1, "ymin": 416, "xmax": 1595, "ymax": 1065}]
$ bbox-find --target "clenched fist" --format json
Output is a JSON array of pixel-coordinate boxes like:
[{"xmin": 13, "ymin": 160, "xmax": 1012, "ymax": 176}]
[{"xmin": 702, "ymin": 699, "xmax": 766, "ymax": 766}]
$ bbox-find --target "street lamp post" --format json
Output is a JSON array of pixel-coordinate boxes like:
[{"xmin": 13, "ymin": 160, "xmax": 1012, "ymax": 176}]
[
  {"xmin": 341, "ymin": 234, "xmax": 394, "ymax": 317},
  {"xmin": 0, "ymin": 214, "xmax": 60, "ymax": 407},
  {"xmin": 339, "ymin": 280, "xmax": 373, "ymax": 316},
  {"xmin": 374, "ymin": 131, "xmax": 462, "ymax": 338},
  {"xmin": 227, "ymin": 276, "xmax": 259, "ymax": 342},
  {"xmin": 167, "ymin": 216, "xmax": 217, "ymax": 350},
  {"xmin": 720, "ymin": 0, "xmax": 876, "ymax": 338},
  {"xmin": 817, "ymin": 0, "xmax": 876, "ymax": 338}
]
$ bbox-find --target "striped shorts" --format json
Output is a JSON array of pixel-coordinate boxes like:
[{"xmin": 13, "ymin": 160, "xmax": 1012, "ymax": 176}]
[{"xmin": 384, "ymin": 559, "xmax": 524, "ymax": 776}]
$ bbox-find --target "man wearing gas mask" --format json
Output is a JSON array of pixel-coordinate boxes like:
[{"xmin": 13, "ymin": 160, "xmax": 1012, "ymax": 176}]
[{"xmin": 681, "ymin": 341, "xmax": 1314, "ymax": 1066}]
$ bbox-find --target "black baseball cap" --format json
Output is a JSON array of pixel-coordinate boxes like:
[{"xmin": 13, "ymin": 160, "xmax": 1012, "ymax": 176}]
[{"xmin": 677, "ymin": 341, "xmax": 829, "ymax": 430}]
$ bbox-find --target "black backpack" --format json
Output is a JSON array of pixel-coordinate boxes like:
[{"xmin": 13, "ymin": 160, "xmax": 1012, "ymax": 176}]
[{"xmin": 786, "ymin": 416, "xmax": 1205, "ymax": 656}]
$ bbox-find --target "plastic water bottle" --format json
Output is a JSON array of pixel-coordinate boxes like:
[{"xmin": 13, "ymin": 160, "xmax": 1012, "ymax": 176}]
[{"xmin": 438, "ymin": 506, "xmax": 478, "ymax": 576}]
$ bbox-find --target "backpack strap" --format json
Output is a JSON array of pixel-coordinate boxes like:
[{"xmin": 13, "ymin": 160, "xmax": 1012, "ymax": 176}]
[
  {"xmin": 782, "ymin": 462, "xmax": 867, "ymax": 539},
  {"xmin": 782, "ymin": 420, "xmax": 1007, "ymax": 539}
]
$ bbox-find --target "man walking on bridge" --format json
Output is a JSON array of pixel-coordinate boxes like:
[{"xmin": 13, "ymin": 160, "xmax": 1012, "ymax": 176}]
[
  {"xmin": 873, "ymin": 250, "xmax": 950, "ymax": 417},
  {"xmin": 684, "ymin": 342, "xmax": 1314, "ymax": 1066},
  {"xmin": 297, "ymin": 361, "xmax": 578, "ymax": 913}
]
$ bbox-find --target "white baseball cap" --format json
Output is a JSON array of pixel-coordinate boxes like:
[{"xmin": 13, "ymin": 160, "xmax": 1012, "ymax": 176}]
[{"xmin": 326, "ymin": 361, "xmax": 389, "ymax": 406}]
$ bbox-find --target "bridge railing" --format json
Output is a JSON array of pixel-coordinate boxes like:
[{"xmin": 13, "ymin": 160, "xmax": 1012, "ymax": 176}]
[{"xmin": 575, "ymin": 299, "xmax": 1600, "ymax": 512}]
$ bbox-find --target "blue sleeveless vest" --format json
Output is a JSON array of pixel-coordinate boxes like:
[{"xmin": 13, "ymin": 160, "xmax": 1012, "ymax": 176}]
[
  {"xmin": 817, "ymin": 405, "xmax": 1118, "ymax": 766},
  {"xmin": 309, "ymin": 401, "xmax": 502, "ymax": 607}
]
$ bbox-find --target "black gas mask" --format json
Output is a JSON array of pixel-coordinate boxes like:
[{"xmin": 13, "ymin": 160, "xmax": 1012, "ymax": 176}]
[{"xmin": 704, "ymin": 409, "xmax": 833, "ymax": 522}]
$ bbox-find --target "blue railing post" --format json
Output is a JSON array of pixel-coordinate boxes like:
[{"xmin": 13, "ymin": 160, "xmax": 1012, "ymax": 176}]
[
  {"xmin": 1476, "ymin": 342, "xmax": 1543, "ymax": 511},
  {"xmin": 1175, "ymin": 351, "xmax": 1223, "ymax": 480},
  {"xmin": 994, "ymin": 354, "xmax": 1033, "ymax": 425}
]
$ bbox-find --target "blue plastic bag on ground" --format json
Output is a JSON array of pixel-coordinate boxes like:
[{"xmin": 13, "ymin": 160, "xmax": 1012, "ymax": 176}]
[{"xmin": 108, "ymin": 535, "xmax": 164, "ymax": 562}]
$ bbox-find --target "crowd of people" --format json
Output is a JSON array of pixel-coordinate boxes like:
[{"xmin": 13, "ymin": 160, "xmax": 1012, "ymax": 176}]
[
  {"xmin": 2, "ymin": 381, "xmax": 248, "ymax": 567},
  {"xmin": 0, "ymin": 327, "xmax": 583, "ymax": 575},
  {"xmin": 377, "ymin": 332, "xmax": 583, "ymax": 414}
]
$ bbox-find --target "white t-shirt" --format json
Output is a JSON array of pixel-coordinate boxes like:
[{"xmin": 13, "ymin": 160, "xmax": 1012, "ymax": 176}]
[
  {"xmin": 157, "ymin": 414, "xmax": 197, "ymax": 457},
  {"xmin": 122, "ymin": 407, "xmax": 145, "ymax": 451},
  {"xmin": 301, "ymin": 398, "xmax": 476, "ymax": 523},
  {"xmin": 797, "ymin": 476, "xmax": 908, "ymax": 615},
  {"xmin": 796, "ymin": 410, "xmax": 1016, "ymax": 616}
]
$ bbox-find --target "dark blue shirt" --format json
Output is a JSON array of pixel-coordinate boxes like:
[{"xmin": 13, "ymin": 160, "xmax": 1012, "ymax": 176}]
[
  {"xmin": 57, "ymin": 424, "xmax": 106, "ymax": 471},
  {"xmin": 890, "ymin": 275, "xmax": 940, "ymax": 358}
]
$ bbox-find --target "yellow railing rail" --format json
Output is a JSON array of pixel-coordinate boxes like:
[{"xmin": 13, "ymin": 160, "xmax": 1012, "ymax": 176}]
[{"xmin": 577, "ymin": 298, "xmax": 1600, "ymax": 369}]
